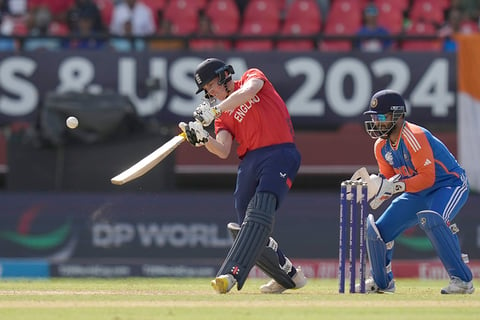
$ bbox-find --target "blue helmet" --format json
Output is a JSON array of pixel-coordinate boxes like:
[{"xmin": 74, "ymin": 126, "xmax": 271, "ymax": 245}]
[{"xmin": 364, "ymin": 90, "xmax": 406, "ymax": 139}]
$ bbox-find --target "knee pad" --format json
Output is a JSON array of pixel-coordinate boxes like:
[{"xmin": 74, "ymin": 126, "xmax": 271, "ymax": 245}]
[
  {"xmin": 218, "ymin": 192, "xmax": 277, "ymax": 290},
  {"xmin": 366, "ymin": 214, "xmax": 389, "ymax": 289},
  {"xmin": 417, "ymin": 210, "xmax": 472, "ymax": 282}
]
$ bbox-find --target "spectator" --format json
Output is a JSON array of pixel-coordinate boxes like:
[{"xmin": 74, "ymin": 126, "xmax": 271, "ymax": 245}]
[
  {"xmin": 148, "ymin": 10, "xmax": 185, "ymax": 51},
  {"xmin": 0, "ymin": 0, "xmax": 16, "ymax": 51},
  {"xmin": 354, "ymin": 4, "xmax": 392, "ymax": 52},
  {"xmin": 109, "ymin": 18, "xmax": 146, "ymax": 51},
  {"xmin": 28, "ymin": 0, "xmax": 74, "ymax": 25},
  {"xmin": 63, "ymin": 9, "xmax": 106, "ymax": 49},
  {"xmin": 7, "ymin": 0, "xmax": 27, "ymax": 16},
  {"xmin": 109, "ymin": 0, "xmax": 156, "ymax": 36},
  {"xmin": 66, "ymin": 0, "xmax": 104, "ymax": 34},
  {"xmin": 438, "ymin": 7, "xmax": 478, "ymax": 52},
  {"xmin": 24, "ymin": 6, "xmax": 61, "ymax": 51},
  {"xmin": 189, "ymin": 10, "xmax": 230, "ymax": 51},
  {"xmin": 450, "ymin": 0, "xmax": 480, "ymax": 26}
]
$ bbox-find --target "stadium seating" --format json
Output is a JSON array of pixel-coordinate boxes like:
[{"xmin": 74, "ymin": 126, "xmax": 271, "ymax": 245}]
[
  {"xmin": 320, "ymin": 0, "xmax": 362, "ymax": 51},
  {"xmin": 141, "ymin": 0, "xmax": 168, "ymax": 12},
  {"xmin": 375, "ymin": 0, "xmax": 405, "ymax": 34},
  {"xmin": 374, "ymin": 0, "xmax": 408, "ymax": 11},
  {"xmin": 235, "ymin": 0, "xmax": 281, "ymax": 51},
  {"xmin": 277, "ymin": 0, "xmax": 322, "ymax": 51},
  {"xmin": 11, "ymin": 17, "xmax": 29, "ymax": 36},
  {"xmin": 409, "ymin": 0, "xmax": 446, "ymax": 26},
  {"xmin": 190, "ymin": 1, "xmax": 238, "ymax": 51},
  {"xmin": 164, "ymin": 0, "xmax": 201, "ymax": 35},
  {"xmin": 401, "ymin": 20, "xmax": 441, "ymax": 51},
  {"xmin": 16, "ymin": 0, "xmax": 480, "ymax": 53},
  {"xmin": 242, "ymin": 0, "xmax": 281, "ymax": 27},
  {"xmin": 235, "ymin": 20, "xmax": 277, "ymax": 51},
  {"xmin": 94, "ymin": 0, "xmax": 114, "ymax": 27},
  {"xmin": 205, "ymin": 0, "xmax": 241, "ymax": 35}
]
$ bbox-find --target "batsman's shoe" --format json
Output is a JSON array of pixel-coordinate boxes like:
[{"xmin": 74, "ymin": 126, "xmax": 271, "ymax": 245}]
[
  {"xmin": 356, "ymin": 277, "xmax": 395, "ymax": 294},
  {"xmin": 441, "ymin": 277, "xmax": 474, "ymax": 294},
  {"xmin": 211, "ymin": 274, "xmax": 236, "ymax": 294},
  {"xmin": 260, "ymin": 266, "xmax": 307, "ymax": 294}
]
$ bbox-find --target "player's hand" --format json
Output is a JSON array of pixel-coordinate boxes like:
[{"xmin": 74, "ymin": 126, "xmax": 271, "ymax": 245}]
[
  {"xmin": 178, "ymin": 121, "xmax": 209, "ymax": 147},
  {"xmin": 193, "ymin": 100, "xmax": 221, "ymax": 126},
  {"xmin": 350, "ymin": 168, "xmax": 383, "ymax": 201},
  {"xmin": 369, "ymin": 174, "xmax": 405, "ymax": 209}
]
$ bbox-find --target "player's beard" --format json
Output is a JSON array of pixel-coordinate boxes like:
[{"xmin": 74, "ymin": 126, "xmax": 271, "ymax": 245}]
[{"xmin": 380, "ymin": 123, "xmax": 396, "ymax": 139}]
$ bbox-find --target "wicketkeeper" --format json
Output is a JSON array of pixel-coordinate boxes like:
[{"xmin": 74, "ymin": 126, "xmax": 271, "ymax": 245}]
[
  {"xmin": 178, "ymin": 58, "xmax": 307, "ymax": 294},
  {"xmin": 354, "ymin": 89, "xmax": 474, "ymax": 294}
]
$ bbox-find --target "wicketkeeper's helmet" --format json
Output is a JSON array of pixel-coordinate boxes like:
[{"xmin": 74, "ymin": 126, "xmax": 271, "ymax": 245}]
[
  {"xmin": 194, "ymin": 58, "xmax": 234, "ymax": 94},
  {"xmin": 364, "ymin": 89, "xmax": 407, "ymax": 139}
]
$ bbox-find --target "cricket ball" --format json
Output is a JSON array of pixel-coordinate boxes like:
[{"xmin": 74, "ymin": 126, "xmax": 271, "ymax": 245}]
[{"xmin": 66, "ymin": 116, "xmax": 79, "ymax": 129}]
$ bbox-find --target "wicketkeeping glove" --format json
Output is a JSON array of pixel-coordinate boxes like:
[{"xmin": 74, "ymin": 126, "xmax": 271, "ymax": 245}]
[
  {"xmin": 178, "ymin": 121, "xmax": 209, "ymax": 147},
  {"xmin": 193, "ymin": 100, "xmax": 221, "ymax": 126},
  {"xmin": 369, "ymin": 174, "xmax": 405, "ymax": 209}
]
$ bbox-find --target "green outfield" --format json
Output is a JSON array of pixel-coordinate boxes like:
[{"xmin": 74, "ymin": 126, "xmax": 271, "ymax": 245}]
[{"xmin": 0, "ymin": 278, "xmax": 478, "ymax": 320}]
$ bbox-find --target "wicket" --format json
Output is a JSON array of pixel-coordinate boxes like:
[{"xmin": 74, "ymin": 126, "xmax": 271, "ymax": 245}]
[{"xmin": 338, "ymin": 180, "xmax": 368, "ymax": 293}]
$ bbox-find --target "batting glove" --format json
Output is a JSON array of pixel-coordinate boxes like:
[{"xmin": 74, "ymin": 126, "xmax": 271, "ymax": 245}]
[
  {"xmin": 193, "ymin": 100, "xmax": 221, "ymax": 127},
  {"xmin": 369, "ymin": 174, "xmax": 405, "ymax": 209},
  {"xmin": 178, "ymin": 121, "xmax": 209, "ymax": 147}
]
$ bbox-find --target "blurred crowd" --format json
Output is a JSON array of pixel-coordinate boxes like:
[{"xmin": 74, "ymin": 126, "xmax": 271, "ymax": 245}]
[{"xmin": 0, "ymin": 0, "xmax": 478, "ymax": 52}]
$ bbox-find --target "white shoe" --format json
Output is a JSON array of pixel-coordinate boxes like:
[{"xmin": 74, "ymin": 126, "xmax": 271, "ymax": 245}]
[
  {"xmin": 211, "ymin": 274, "xmax": 236, "ymax": 294},
  {"xmin": 441, "ymin": 277, "xmax": 474, "ymax": 294},
  {"xmin": 355, "ymin": 277, "xmax": 395, "ymax": 294},
  {"xmin": 260, "ymin": 266, "xmax": 307, "ymax": 294}
]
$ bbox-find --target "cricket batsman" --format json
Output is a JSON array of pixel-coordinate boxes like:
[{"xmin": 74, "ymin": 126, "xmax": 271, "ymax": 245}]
[{"xmin": 178, "ymin": 58, "xmax": 307, "ymax": 294}]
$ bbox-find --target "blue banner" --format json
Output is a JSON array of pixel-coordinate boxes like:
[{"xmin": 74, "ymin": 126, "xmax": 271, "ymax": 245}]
[{"xmin": 0, "ymin": 192, "xmax": 478, "ymax": 263}]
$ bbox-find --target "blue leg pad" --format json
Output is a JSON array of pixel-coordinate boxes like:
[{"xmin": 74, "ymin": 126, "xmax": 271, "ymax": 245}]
[
  {"xmin": 366, "ymin": 214, "xmax": 389, "ymax": 289},
  {"xmin": 417, "ymin": 210, "xmax": 472, "ymax": 282}
]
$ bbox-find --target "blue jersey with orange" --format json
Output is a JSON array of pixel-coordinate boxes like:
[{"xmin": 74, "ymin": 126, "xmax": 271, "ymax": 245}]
[
  {"xmin": 214, "ymin": 68, "xmax": 295, "ymax": 158},
  {"xmin": 374, "ymin": 121, "xmax": 465, "ymax": 193}
]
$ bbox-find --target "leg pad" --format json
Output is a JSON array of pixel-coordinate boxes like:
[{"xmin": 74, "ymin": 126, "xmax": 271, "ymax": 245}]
[
  {"xmin": 417, "ymin": 210, "xmax": 472, "ymax": 282},
  {"xmin": 218, "ymin": 192, "xmax": 277, "ymax": 290},
  {"xmin": 366, "ymin": 214, "xmax": 389, "ymax": 289},
  {"xmin": 228, "ymin": 223, "xmax": 295, "ymax": 289}
]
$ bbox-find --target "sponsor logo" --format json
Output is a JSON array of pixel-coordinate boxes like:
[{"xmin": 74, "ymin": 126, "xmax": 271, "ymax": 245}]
[
  {"xmin": 195, "ymin": 73, "xmax": 202, "ymax": 85},
  {"xmin": 0, "ymin": 204, "xmax": 72, "ymax": 251},
  {"xmin": 385, "ymin": 151, "xmax": 394, "ymax": 166},
  {"xmin": 92, "ymin": 222, "xmax": 232, "ymax": 248}
]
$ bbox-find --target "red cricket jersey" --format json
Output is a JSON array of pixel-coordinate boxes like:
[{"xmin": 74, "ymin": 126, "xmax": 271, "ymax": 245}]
[{"xmin": 214, "ymin": 68, "xmax": 295, "ymax": 158}]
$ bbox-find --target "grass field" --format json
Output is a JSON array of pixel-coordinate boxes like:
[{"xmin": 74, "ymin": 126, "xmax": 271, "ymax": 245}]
[{"xmin": 0, "ymin": 278, "xmax": 478, "ymax": 320}]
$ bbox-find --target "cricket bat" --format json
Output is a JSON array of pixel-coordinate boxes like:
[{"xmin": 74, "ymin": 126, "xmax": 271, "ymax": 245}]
[{"xmin": 111, "ymin": 132, "xmax": 186, "ymax": 185}]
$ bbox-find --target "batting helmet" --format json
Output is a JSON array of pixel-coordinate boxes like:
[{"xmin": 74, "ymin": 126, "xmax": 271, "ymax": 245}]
[{"xmin": 194, "ymin": 58, "xmax": 234, "ymax": 94}]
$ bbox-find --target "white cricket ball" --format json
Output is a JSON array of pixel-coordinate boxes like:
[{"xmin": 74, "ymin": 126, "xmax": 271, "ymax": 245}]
[{"xmin": 66, "ymin": 116, "xmax": 79, "ymax": 129}]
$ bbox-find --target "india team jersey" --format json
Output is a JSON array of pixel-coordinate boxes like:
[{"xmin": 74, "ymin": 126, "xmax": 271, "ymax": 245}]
[
  {"xmin": 214, "ymin": 68, "xmax": 295, "ymax": 158},
  {"xmin": 375, "ymin": 121, "xmax": 465, "ymax": 193}
]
